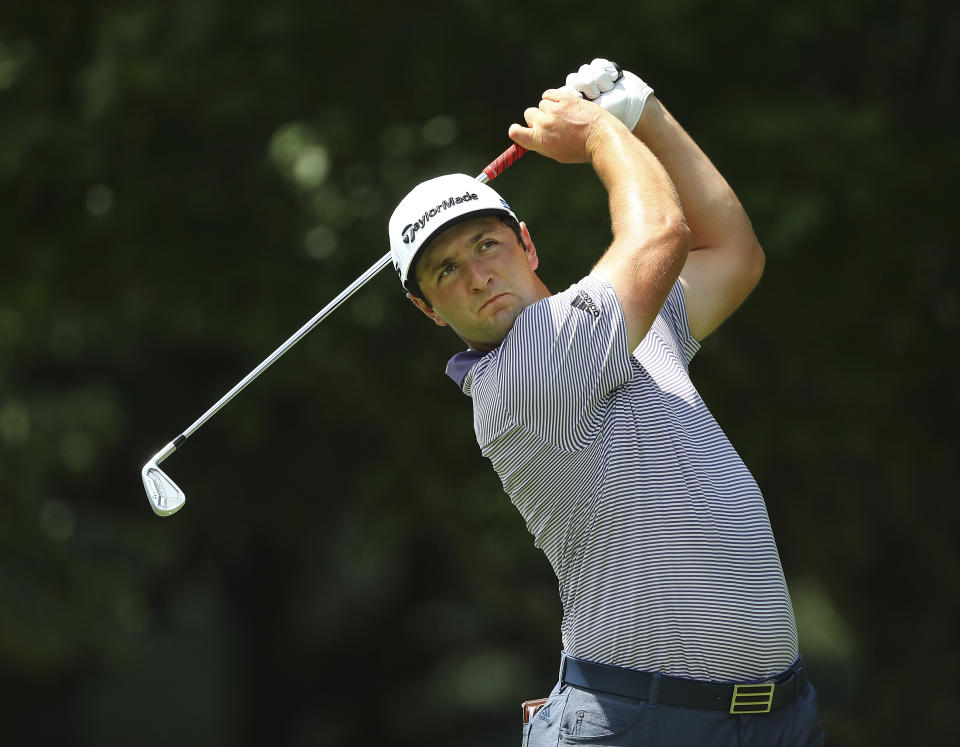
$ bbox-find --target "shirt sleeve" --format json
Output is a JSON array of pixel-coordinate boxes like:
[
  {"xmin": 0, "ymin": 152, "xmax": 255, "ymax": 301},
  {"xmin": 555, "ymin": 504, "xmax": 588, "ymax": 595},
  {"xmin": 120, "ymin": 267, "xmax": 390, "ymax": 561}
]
[
  {"xmin": 655, "ymin": 280, "xmax": 701, "ymax": 368},
  {"xmin": 491, "ymin": 274, "xmax": 634, "ymax": 451}
]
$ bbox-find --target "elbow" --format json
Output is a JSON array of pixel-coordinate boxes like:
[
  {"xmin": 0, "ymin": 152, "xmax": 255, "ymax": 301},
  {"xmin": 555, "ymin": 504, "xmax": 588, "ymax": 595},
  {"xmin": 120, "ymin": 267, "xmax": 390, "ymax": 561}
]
[
  {"xmin": 747, "ymin": 238, "xmax": 766, "ymax": 289},
  {"xmin": 667, "ymin": 212, "xmax": 693, "ymax": 267}
]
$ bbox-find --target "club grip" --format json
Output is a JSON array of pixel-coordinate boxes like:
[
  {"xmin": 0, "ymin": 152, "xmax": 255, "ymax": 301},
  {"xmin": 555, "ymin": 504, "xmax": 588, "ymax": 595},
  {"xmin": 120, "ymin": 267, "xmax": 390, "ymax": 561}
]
[{"xmin": 482, "ymin": 144, "xmax": 527, "ymax": 182}]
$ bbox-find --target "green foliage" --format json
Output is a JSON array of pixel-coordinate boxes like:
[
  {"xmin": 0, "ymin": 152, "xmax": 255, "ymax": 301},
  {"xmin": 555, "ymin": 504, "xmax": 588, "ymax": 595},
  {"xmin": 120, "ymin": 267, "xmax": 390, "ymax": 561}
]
[{"xmin": 1, "ymin": 0, "xmax": 957, "ymax": 744}]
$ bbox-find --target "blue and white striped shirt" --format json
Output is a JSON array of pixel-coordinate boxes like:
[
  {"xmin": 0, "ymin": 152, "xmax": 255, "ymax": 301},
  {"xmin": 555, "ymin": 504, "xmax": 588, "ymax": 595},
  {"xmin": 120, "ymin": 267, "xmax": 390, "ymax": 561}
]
[{"xmin": 446, "ymin": 275, "xmax": 798, "ymax": 682}]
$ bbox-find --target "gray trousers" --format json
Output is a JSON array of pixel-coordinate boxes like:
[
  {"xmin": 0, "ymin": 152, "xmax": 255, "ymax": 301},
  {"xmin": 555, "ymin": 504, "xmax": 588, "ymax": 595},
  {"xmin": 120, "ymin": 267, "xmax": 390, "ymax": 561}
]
[{"xmin": 524, "ymin": 680, "xmax": 825, "ymax": 746}]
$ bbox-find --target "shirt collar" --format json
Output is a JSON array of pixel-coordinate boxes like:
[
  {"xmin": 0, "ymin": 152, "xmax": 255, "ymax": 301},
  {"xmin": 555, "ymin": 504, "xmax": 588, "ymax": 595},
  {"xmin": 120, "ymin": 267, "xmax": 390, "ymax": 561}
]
[{"xmin": 445, "ymin": 349, "xmax": 489, "ymax": 389}]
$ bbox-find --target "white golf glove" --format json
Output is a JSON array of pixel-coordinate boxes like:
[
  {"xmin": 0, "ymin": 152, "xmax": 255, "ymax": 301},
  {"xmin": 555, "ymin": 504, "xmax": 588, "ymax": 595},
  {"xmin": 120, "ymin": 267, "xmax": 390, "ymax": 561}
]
[{"xmin": 561, "ymin": 58, "xmax": 654, "ymax": 131}]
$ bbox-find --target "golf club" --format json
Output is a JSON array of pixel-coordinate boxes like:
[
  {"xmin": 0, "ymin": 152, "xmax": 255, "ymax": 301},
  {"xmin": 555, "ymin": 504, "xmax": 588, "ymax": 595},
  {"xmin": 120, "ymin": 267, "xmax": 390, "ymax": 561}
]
[{"xmin": 141, "ymin": 142, "xmax": 527, "ymax": 516}]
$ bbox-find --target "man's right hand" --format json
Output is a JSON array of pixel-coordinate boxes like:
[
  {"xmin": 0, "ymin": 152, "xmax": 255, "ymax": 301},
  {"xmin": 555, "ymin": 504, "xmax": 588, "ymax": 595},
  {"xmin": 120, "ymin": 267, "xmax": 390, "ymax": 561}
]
[{"xmin": 507, "ymin": 89, "xmax": 624, "ymax": 165}]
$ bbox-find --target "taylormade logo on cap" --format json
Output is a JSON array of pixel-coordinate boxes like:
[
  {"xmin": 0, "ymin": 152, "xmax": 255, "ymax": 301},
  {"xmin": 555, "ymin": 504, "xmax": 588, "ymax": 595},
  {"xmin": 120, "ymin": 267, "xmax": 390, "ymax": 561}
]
[
  {"xmin": 401, "ymin": 191, "xmax": 479, "ymax": 245},
  {"xmin": 388, "ymin": 173, "xmax": 518, "ymax": 292}
]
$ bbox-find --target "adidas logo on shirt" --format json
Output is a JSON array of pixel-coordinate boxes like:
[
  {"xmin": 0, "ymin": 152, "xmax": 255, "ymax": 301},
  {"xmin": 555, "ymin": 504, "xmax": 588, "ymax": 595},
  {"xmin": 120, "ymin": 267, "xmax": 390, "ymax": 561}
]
[{"xmin": 571, "ymin": 289, "xmax": 600, "ymax": 317}]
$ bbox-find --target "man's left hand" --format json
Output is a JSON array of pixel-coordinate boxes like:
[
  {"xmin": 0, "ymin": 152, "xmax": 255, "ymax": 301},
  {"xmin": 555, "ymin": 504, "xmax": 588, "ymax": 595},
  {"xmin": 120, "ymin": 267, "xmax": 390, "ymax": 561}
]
[
  {"xmin": 563, "ymin": 59, "xmax": 622, "ymax": 100},
  {"xmin": 562, "ymin": 58, "xmax": 655, "ymax": 132}
]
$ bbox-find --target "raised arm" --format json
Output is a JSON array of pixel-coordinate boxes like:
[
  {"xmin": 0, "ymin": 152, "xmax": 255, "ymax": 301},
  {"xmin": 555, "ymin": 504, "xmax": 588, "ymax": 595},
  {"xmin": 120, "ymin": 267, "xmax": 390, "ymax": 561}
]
[
  {"xmin": 508, "ymin": 90, "xmax": 690, "ymax": 352},
  {"xmin": 633, "ymin": 96, "xmax": 765, "ymax": 341},
  {"xmin": 564, "ymin": 59, "xmax": 765, "ymax": 341}
]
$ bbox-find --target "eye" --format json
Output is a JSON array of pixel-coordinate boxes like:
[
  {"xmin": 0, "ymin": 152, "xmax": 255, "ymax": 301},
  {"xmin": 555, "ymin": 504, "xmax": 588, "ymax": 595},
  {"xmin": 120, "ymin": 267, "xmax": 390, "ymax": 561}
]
[
  {"xmin": 479, "ymin": 239, "xmax": 497, "ymax": 252},
  {"xmin": 437, "ymin": 263, "xmax": 457, "ymax": 281}
]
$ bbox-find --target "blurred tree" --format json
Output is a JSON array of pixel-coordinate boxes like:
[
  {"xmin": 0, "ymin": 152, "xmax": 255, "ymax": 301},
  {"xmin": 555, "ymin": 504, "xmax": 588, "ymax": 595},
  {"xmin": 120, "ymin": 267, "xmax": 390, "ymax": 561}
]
[{"xmin": 1, "ymin": 0, "xmax": 957, "ymax": 745}]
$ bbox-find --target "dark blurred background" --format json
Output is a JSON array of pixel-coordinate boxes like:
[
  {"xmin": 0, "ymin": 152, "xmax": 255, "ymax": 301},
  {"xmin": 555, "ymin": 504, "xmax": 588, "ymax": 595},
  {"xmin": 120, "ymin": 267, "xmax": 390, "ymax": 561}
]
[{"xmin": 1, "ymin": 0, "xmax": 957, "ymax": 744}]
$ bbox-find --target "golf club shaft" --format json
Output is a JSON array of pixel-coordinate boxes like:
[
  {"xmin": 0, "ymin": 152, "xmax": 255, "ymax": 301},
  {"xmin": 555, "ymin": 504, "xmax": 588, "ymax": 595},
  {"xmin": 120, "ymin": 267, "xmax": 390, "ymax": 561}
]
[{"xmin": 155, "ymin": 143, "xmax": 527, "ymax": 464}]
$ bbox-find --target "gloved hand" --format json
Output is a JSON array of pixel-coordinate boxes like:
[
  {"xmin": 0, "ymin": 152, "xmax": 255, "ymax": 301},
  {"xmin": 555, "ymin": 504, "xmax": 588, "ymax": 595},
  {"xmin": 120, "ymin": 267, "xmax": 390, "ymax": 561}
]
[{"xmin": 561, "ymin": 58, "xmax": 654, "ymax": 132}]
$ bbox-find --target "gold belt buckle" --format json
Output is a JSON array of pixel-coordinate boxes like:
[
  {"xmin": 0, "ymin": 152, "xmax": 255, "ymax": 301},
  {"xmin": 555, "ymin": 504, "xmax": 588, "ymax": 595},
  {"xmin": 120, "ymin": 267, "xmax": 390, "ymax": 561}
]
[{"xmin": 730, "ymin": 682, "xmax": 775, "ymax": 714}]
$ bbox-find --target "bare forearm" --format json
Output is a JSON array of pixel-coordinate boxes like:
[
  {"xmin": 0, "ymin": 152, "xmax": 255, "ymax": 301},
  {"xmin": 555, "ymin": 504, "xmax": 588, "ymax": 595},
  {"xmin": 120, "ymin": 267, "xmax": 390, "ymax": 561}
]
[
  {"xmin": 632, "ymin": 94, "xmax": 763, "ymax": 340},
  {"xmin": 632, "ymin": 97, "xmax": 757, "ymax": 253},
  {"xmin": 590, "ymin": 118, "xmax": 686, "ymax": 253},
  {"xmin": 588, "ymin": 119, "xmax": 691, "ymax": 349},
  {"xmin": 550, "ymin": 60, "xmax": 763, "ymax": 340},
  {"xmin": 507, "ymin": 90, "xmax": 690, "ymax": 348}
]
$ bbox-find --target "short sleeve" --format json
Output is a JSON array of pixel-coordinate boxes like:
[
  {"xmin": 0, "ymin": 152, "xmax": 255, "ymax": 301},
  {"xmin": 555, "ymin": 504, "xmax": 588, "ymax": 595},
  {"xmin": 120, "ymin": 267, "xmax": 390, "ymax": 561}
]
[
  {"xmin": 490, "ymin": 275, "xmax": 634, "ymax": 450},
  {"xmin": 656, "ymin": 280, "xmax": 701, "ymax": 367}
]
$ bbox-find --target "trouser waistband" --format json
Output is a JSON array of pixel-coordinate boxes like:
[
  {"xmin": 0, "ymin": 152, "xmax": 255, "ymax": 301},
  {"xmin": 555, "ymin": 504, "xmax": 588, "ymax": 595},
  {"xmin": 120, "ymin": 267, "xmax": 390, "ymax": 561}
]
[{"xmin": 559, "ymin": 653, "xmax": 809, "ymax": 715}]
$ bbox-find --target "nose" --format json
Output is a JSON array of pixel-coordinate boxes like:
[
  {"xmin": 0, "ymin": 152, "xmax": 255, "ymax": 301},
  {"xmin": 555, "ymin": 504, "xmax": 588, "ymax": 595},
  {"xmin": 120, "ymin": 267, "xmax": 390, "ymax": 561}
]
[{"xmin": 466, "ymin": 257, "xmax": 494, "ymax": 292}]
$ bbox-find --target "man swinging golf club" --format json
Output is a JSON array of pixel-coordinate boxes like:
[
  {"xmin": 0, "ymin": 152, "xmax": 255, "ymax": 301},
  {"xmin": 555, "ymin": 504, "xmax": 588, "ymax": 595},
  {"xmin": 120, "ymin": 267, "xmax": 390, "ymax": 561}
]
[{"xmin": 389, "ymin": 59, "xmax": 824, "ymax": 746}]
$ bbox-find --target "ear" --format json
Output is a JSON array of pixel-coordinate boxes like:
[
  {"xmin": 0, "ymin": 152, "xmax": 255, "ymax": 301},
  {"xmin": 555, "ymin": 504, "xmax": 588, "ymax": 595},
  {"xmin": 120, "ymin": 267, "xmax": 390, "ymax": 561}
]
[
  {"xmin": 406, "ymin": 292, "xmax": 448, "ymax": 327},
  {"xmin": 520, "ymin": 221, "xmax": 539, "ymax": 271}
]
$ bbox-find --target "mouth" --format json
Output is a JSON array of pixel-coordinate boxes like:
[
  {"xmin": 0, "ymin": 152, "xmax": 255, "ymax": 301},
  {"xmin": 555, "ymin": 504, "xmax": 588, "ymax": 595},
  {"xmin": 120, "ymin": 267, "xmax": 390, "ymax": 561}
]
[{"xmin": 479, "ymin": 293, "xmax": 509, "ymax": 312}]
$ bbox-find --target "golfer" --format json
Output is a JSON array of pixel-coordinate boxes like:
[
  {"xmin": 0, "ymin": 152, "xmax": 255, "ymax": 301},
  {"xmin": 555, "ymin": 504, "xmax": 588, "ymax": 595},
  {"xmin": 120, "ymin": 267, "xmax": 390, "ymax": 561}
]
[{"xmin": 389, "ymin": 59, "xmax": 824, "ymax": 746}]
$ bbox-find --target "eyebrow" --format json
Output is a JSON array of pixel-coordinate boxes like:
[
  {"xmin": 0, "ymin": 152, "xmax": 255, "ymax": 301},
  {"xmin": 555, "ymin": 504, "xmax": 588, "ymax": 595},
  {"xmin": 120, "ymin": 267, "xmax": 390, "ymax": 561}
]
[{"xmin": 423, "ymin": 230, "xmax": 491, "ymax": 277}]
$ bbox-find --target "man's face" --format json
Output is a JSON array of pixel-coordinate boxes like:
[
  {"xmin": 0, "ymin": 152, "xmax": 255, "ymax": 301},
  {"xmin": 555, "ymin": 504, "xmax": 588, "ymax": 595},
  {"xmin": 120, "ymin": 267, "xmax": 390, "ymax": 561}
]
[{"xmin": 409, "ymin": 216, "xmax": 548, "ymax": 351}]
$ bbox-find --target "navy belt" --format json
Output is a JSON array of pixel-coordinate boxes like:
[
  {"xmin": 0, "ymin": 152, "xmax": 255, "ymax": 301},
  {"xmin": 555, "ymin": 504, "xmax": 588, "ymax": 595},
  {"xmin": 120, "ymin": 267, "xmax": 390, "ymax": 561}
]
[{"xmin": 559, "ymin": 653, "xmax": 809, "ymax": 715}]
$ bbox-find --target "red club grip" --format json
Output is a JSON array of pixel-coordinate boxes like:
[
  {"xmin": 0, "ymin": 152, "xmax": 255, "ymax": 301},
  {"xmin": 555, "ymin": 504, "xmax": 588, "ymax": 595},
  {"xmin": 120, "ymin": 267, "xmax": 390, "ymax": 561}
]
[{"xmin": 482, "ymin": 144, "xmax": 527, "ymax": 182}]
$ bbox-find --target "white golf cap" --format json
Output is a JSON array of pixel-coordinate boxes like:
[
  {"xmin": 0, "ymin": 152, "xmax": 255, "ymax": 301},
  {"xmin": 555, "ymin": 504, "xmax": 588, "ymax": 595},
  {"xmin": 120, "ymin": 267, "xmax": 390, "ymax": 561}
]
[{"xmin": 389, "ymin": 173, "xmax": 517, "ymax": 294}]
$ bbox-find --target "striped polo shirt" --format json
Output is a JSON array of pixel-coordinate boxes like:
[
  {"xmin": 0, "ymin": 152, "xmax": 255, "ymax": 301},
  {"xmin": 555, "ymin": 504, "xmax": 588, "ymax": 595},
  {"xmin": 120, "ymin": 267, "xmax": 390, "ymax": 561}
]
[{"xmin": 445, "ymin": 275, "xmax": 798, "ymax": 682}]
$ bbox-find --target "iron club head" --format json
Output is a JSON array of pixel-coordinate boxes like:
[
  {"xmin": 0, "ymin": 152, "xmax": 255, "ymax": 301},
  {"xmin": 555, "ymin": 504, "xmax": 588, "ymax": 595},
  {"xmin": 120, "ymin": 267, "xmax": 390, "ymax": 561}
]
[
  {"xmin": 142, "ymin": 440, "xmax": 186, "ymax": 516},
  {"xmin": 142, "ymin": 459, "xmax": 186, "ymax": 516},
  {"xmin": 142, "ymin": 462, "xmax": 185, "ymax": 516}
]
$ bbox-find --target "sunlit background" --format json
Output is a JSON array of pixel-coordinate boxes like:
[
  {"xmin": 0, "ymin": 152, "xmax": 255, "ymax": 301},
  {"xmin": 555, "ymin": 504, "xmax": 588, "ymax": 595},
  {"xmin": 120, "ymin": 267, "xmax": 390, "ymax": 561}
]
[{"xmin": 1, "ymin": 1, "xmax": 957, "ymax": 745}]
